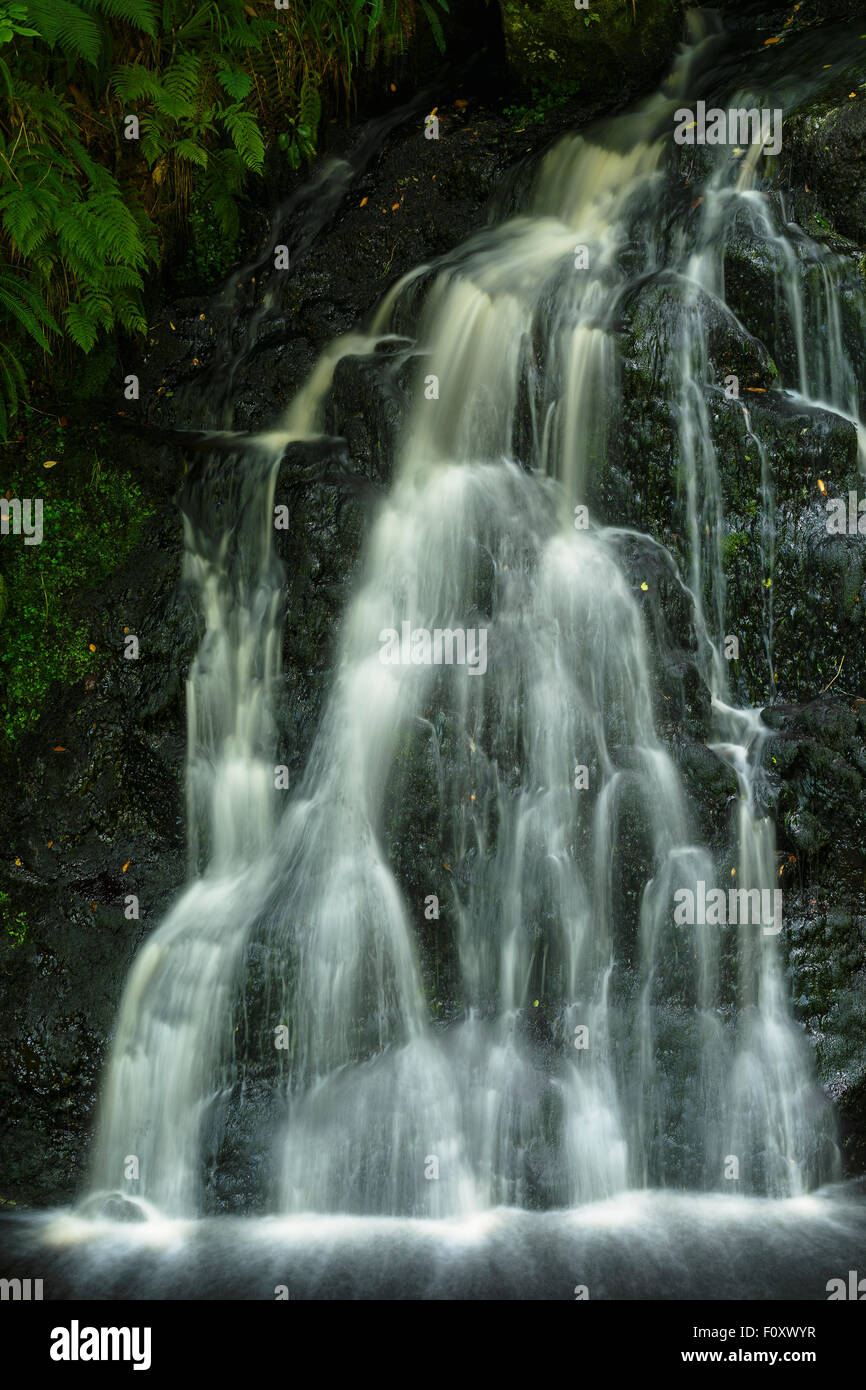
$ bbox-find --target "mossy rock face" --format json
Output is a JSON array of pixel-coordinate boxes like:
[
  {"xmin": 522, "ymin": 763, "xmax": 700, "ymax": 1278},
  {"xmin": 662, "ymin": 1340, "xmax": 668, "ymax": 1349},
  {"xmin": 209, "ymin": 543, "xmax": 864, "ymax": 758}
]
[
  {"xmin": 498, "ymin": 0, "xmax": 684, "ymax": 99},
  {"xmin": 759, "ymin": 697, "xmax": 866, "ymax": 1172},
  {"xmin": 784, "ymin": 99, "xmax": 866, "ymax": 246}
]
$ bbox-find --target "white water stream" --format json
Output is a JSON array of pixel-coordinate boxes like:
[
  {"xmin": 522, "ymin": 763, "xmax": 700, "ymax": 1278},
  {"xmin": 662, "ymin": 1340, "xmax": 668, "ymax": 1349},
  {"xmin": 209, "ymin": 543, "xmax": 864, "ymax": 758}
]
[{"xmin": 88, "ymin": 17, "xmax": 863, "ymax": 1221}]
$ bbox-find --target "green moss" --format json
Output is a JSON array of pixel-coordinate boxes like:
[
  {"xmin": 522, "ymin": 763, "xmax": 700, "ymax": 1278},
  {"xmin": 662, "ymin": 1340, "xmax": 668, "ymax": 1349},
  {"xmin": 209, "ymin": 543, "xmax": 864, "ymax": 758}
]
[
  {"xmin": 503, "ymin": 80, "xmax": 582, "ymax": 126},
  {"xmin": 181, "ymin": 172, "xmax": 244, "ymax": 289},
  {"xmin": 500, "ymin": 0, "xmax": 683, "ymax": 100},
  {"xmin": 0, "ymin": 889, "xmax": 28, "ymax": 947},
  {"xmin": 0, "ymin": 428, "xmax": 155, "ymax": 744},
  {"xmin": 722, "ymin": 532, "xmax": 748, "ymax": 567}
]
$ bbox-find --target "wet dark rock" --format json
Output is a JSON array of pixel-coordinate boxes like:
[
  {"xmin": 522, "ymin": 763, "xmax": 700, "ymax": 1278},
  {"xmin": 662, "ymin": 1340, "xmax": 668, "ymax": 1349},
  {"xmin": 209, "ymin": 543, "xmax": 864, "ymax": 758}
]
[
  {"xmin": 785, "ymin": 99, "xmax": 866, "ymax": 247},
  {"xmin": 499, "ymin": 0, "xmax": 685, "ymax": 101},
  {"xmin": 756, "ymin": 697, "xmax": 866, "ymax": 1170},
  {"xmin": 719, "ymin": 0, "xmax": 866, "ymax": 30}
]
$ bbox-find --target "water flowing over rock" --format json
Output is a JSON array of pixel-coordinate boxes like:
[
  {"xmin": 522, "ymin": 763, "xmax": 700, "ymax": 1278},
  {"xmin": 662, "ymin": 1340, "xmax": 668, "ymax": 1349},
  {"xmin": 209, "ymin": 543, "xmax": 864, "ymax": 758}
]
[
  {"xmin": 88, "ymin": 15, "xmax": 860, "ymax": 1221},
  {"xmin": 2, "ymin": 9, "xmax": 866, "ymax": 1300}
]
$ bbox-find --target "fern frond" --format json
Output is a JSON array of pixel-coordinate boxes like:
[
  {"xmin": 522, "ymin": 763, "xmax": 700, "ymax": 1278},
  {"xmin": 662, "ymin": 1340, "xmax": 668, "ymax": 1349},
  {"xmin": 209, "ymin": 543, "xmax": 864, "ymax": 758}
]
[
  {"xmin": 162, "ymin": 54, "xmax": 203, "ymax": 106},
  {"xmin": 298, "ymin": 76, "xmax": 321, "ymax": 137},
  {"xmin": 0, "ymin": 191, "xmax": 42, "ymax": 253},
  {"xmin": 0, "ymin": 344, "xmax": 28, "ymax": 439},
  {"xmin": 99, "ymin": 264, "xmax": 145, "ymax": 290},
  {"xmin": 0, "ymin": 269, "xmax": 60, "ymax": 351},
  {"xmin": 65, "ymin": 300, "xmax": 100, "ymax": 351},
  {"xmin": 112, "ymin": 292, "xmax": 147, "ymax": 335},
  {"xmin": 112, "ymin": 64, "xmax": 166, "ymax": 104},
  {"xmin": 220, "ymin": 106, "xmax": 264, "ymax": 173},
  {"xmin": 419, "ymin": 0, "xmax": 446, "ymax": 54},
  {"xmin": 88, "ymin": 0, "xmax": 159, "ymax": 36},
  {"xmin": 217, "ymin": 64, "xmax": 253, "ymax": 101},
  {"xmin": 26, "ymin": 0, "xmax": 103, "ymax": 66},
  {"xmin": 80, "ymin": 192, "xmax": 151, "ymax": 267},
  {"xmin": 176, "ymin": 4, "xmax": 219, "ymax": 45},
  {"xmin": 174, "ymin": 138, "xmax": 209, "ymax": 167}
]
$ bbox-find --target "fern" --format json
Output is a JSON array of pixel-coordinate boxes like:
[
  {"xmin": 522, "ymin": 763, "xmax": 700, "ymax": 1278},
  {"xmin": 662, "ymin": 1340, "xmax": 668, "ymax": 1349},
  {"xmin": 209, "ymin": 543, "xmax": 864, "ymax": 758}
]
[
  {"xmin": 65, "ymin": 300, "xmax": 101, "ymax": 351},
  {"xmin": 0, "ymin": 268, "xmax": 59, "ymax": 351},
  {"xmin": 88, "ymin": 0, "xmax": 159, "ymax": 36},
  {"xmin": 176, "ymin": 4, "xmax": 220, "ymax": 45},
  {"xmin": 0, "ymin": 0, "xmax": 456, "ymax": 435},
  {"xmin": 113, "ymin": 64, "xmax": 196, "ymax": 120},
  {"xmin": 419, "ymin": 0, "xmax": 447, "ymax": 54},
  {"xmin": 162, "ymin": 53, "xmax": 204, "ymax": 106},
  {"xmin": 216, "ymin": 63, "xmax": 252, "ymax": 101},
  {"xmin": 174, "ymin": 137, "xmax": 209, "ymax": 167},
  {"xmin": 0, "ymin": 343, "xmax": 25, "ymax": 437},
  {"xmin": 0, "ymin": 268, "xmax": 59, "ymax": 434},
  {"xmin": 298, "ymin": 76, "xmax": 321, "ymax": 136},
  {"xmin": 221, "ymin": 105, "xmax": 265, "ymax": 172},
  {"xmin": 25, "ymin": 0, "xmax": 103, "ymax": 65},
  {"xmin": 199, "ymin": 146, "xmax": 245, "ymax": 240}
]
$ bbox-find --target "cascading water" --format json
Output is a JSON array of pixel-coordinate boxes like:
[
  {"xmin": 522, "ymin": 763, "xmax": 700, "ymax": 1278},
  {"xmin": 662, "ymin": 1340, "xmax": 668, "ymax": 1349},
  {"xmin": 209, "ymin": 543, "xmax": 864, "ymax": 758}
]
[{"xmin": 82, "ymin": 14, "xmax": 863, "ymax": 1238}]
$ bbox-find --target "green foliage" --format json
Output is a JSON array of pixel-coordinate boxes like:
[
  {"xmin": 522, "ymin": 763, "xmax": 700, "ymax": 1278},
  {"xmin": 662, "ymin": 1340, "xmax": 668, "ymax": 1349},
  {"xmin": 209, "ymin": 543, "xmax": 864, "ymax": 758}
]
[
  {"xmin": 0, "ymin": 889, "xmax": 28, "ymax": 946},
  {"xmin": 503, "ymin": 80, "xmax": 582, "ymax": 127},
  {"xmin": 0, "ymin": 434, "xmax": 155, "ymax": 742},
  {"xmin": 722, "ymin": 532, "xmax": 748, "ymax": 567},
  {"xmin": 278, "ymin": 75, "xmax": 321, "ymax": 170},
  {"xmin": 183, "ymin": 169, "xmax": 242, "ymax": 280},
  {"xmin": 419, "ymin": 0, "xmax": 449, "ymax": 54},
  {"xmin": 0, "ymin": 266, "xmax": 60, "ymax": 436},
  {"xmin": 0, "ymin": 0, "xmax": 453, "ymax": 435},
  {"xmin": 0, "ymin": 3, "xmax": 37, "ymax": 45}
]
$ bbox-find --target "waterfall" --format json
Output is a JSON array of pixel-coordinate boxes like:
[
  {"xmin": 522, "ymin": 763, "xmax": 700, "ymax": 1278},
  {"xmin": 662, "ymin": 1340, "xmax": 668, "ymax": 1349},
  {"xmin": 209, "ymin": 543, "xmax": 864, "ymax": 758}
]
[{"xmin": 88, "ymin": 17, "xmax": 858, "ymax": 1222}]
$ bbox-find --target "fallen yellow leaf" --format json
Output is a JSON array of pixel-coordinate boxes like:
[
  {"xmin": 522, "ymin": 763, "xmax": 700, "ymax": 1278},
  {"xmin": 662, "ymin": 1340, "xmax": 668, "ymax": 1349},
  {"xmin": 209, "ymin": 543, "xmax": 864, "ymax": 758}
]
[
  {"xmin": 122, "ymin": 861, "xmax": 130, "ymax": 873},
  {"xmin": 43, "ymin": 460, "xmax": 57, "ymax": 468}
]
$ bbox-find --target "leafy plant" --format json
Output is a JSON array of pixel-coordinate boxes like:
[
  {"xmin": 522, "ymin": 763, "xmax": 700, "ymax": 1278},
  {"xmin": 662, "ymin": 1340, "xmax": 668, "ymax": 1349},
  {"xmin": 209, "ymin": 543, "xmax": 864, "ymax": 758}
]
[
  {"xmin": 0, "ymin": 889, "xmax": 29, "ymax": 947},
  {"xmin": 0, "ymin": 438, "xmax": 155, "ymax": 743},
  {"xmin": 0, "ymin": 0, "xmax": 453, "ymax": 435},
  {"xmin": 503, "ymin": 80, "xmax": 582, "ymax": 127}
]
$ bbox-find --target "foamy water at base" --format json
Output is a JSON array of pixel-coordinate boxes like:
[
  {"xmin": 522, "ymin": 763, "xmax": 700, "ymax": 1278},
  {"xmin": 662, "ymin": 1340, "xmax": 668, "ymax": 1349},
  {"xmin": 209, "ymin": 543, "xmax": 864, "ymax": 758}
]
[{"xmin": 2, "ymin": 1185, "xmax": 864, "ymax": 1300}]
